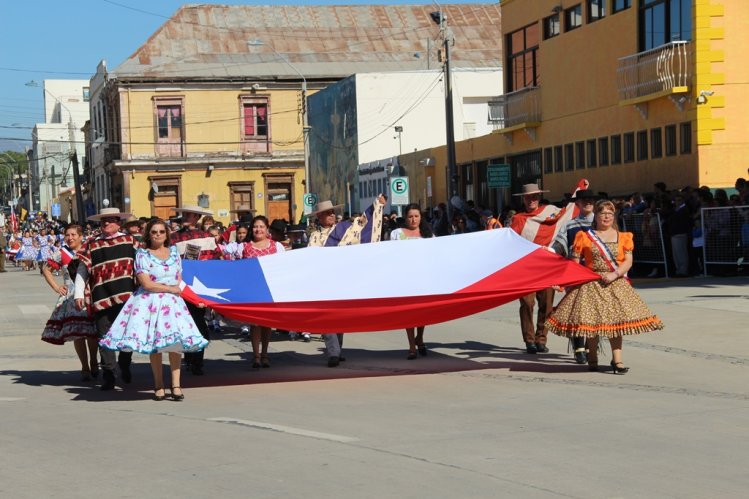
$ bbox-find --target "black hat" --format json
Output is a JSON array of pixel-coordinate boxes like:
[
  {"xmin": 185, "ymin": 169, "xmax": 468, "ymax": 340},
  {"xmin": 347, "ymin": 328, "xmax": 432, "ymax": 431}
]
[
  {"xmin": 238, "ymin": 214, "xmax": 254, "ymax": 225},
  {"xmin": 286, "ymin": 224, "xmax": 306, "ymax": 233},
  {"xmin": 572, "ymin": 189, "xmax": 598, "ymax": 200},
  {"xmin": 269, "ymin": 219, "xmax": 287, "ymax": 233}
]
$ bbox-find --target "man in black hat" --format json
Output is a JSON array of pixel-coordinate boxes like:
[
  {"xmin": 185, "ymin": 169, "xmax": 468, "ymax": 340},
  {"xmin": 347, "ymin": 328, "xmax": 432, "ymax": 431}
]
[
  {"xmin": 170, "ymin": 205, "xmax": 222, "ymax": 375},
  {"xmin": 551, "ymin": 188, "xmax": 597, "ymax": 363}
]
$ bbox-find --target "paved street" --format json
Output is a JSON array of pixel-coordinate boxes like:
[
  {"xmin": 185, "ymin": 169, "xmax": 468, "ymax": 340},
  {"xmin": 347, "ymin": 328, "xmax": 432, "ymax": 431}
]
[{"xmin": 0, "ymin": 264, "xmax": 747, "ymax": 498}]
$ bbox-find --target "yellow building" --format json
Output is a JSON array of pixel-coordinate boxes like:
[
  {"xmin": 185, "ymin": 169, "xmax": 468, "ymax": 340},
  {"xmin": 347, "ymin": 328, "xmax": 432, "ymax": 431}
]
[{"xmin": 428, "ymin": 0, "xmax": 747, "ymax": 207}]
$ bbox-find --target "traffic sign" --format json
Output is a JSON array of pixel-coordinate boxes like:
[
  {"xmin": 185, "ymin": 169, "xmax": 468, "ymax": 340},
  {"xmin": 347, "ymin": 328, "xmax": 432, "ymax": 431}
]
[
  {"xmin": 487, "ymin": 163, "xmax": 511, "ymax": 188},
  {"xmin": 303, "ymin": 193, "xmax": 318, "ymax": 215},
  {"xmin": 390, "ymin": 176, "xmax": 409, "ymax": 205}
]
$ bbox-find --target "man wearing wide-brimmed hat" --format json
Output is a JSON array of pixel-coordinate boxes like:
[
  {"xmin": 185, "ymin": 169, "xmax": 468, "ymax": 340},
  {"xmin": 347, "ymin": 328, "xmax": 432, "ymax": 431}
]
[
  {"xmin": 308, "ymin": 194, "xmax": 387, "ymax": 366},
  {"xmin": 170, "ymin": 204, "xmax": 222, "ymax": 375},
  {"xmin": 509, "ymin": 180, "xmax": 589, "ymax": 354},
  {"xmin": 73, "ymin": 207, "xmax": 138, "ymax": 390}
]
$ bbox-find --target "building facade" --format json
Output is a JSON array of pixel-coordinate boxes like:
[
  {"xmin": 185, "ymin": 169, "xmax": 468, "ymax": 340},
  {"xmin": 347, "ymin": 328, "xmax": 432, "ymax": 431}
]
[
  {"xmin": 413, "ymin": 0, "xmax": 747, "ymax": 215},
  {"xmin": 308, "ymin": 69, "xmax": 502, "ymax": 213},
  {"xmin": 83, "ymin": 4, "xmax": 503, "ymax": 222},
  {"xmin": 29, "ymin": 79, "xmax": 89, "ymax": 213}
]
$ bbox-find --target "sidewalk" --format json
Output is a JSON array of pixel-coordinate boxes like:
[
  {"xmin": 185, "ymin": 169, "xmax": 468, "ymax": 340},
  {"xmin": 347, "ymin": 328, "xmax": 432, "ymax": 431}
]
[{"xmin": 0, "ymin": 265, "xmax": 747, "ymax": 498}]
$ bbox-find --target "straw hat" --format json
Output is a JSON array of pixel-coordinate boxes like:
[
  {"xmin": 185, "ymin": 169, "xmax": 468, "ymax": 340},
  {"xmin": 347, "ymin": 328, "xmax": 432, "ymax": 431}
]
[
  {"xmin": 88, "ymin": 207, "xmax": 133, "ymax": 222},
  {"xmin": 512, "ymin": 183, "xmax": 550, "ymax": 197},
  {"xmin": 311, "ymin": 200, "xmax": 343, "ymax": 215},
  {"xmin": 174, "ymin": 205, "xmax": 213, "ymax": 217}
]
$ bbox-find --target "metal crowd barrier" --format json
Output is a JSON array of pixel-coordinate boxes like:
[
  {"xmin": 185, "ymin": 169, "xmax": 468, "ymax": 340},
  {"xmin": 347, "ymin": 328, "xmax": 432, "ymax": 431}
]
[
  {"xmin": 621, "ymin": 212, "xmax": 669, "ymax": 278},
  {"xmin": 700, "ymin": 205, "xmax": 749, "ymax": 274}
]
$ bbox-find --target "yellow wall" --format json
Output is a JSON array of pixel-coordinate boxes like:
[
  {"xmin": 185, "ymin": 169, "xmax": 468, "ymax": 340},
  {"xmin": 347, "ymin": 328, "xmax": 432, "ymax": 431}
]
[
  {"xmin": 126, "ymin": 167, "xmax": 305, "ymax": 225},
  {"xmin": 413, "ymin": 0, "xmax": 749, "ymax": 206},
  {"xmin": 695, "ymin": 0, "xmax": 749, "ymax": 188},
  {"xmin": 120, "ymin": 88, "xmax": 308, "ymax": 159}
]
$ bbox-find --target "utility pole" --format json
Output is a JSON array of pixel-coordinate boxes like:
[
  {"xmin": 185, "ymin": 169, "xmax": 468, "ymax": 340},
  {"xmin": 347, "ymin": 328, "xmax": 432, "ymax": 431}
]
[{"xmin": 431, "ymin": 8, "xmax": 458, "ymax": 205}]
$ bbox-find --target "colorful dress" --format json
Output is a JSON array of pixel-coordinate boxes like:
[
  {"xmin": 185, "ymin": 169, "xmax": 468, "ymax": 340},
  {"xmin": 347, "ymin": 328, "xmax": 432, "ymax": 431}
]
[
  {"xmin": 17, "ymin": 236, "xmax": 38, "ymax": 261},
  {"xmin": 37, "ymin": 235, "xmax": 54, "ymax": 262},
  {"xmin": 41, "ymin": 249, "xmax": 97, "ymax": 344},
  {"xmin": 545, "ymin": 231, "xmax": 664, "ymax": 338},
  {"xmin": 99, "ymin": 246, "xmax": 209, "ymax": 354}
]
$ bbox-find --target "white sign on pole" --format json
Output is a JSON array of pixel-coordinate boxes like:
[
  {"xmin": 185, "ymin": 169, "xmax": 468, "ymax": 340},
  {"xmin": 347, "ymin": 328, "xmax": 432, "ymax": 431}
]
[
  {"xmin": 390, "ymin": 176, "xmax": 409, "ymax": 205},
  {"xmin": 303, "ymin": 193, "xmax": 318, "ymax": 215}
]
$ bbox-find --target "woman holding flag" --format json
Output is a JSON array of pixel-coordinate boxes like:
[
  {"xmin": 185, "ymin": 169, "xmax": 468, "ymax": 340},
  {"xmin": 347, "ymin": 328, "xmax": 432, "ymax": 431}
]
[
  {"xmin": 545, "ymin": 200, "xmax": 664, "ymax": 373},
  {"xmin": 40, "ymin": 224, "xmax": 99, "ymax": 380}
]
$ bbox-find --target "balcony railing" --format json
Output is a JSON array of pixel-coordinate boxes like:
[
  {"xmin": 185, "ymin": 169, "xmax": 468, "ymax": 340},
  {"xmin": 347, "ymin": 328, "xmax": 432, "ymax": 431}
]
[
  {"xmin": 488, "ymin": 86, "xmax": 541, "ymax": 131},
  {"xmin": 617, "ymin": 41, "xmax": 692, "ymax": 102}
]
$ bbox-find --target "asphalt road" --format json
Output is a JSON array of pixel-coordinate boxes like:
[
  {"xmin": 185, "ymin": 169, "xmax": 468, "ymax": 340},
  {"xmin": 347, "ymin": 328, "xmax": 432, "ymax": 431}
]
[{"xmin": 0, "ymin": 263, "xmax": 747, "ymax": 498}]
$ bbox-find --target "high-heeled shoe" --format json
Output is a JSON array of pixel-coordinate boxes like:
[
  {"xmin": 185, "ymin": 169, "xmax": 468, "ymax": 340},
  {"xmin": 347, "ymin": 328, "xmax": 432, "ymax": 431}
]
[
  {"xmin": 407, "ymin": 350, "xmax": 417, "ymax": 360},
  {"xmin": 81, "ymin": 369, "xmax": 92, "ymax": 381},
  {"xmin": 261, "ymin": 355, "xmax": 270, "ymax": 368},
  {"xmin": 417, "ymin": 345, "xmax": 427, "ymax": 357},
  {"xmin": 153, "ymin": 388, "xmax": 166, "ymax": 401},
  {"xmin": 252, "ymin": 356, "xmax": 261, "ymax": 369},
  {"xmin": 610, "ymin": 361, "xmax": 630, "ymax": 374},
  {"xmin": 170, "ymin": 386, "xmax": 184, "ymax": 401}
]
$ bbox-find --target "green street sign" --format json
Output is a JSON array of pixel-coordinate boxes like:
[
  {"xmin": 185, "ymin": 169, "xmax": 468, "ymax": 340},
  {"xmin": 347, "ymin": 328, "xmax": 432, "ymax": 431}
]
[{"xmin": 487, "ymin": 163, "xmax": 511, "ymax": 188}]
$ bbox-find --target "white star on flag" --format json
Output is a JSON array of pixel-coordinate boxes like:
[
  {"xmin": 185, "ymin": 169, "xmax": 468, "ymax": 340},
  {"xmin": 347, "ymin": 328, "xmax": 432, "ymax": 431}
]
[{"xmin": 187, "ymin": 276, "xmax": 230, "ymax": 302}]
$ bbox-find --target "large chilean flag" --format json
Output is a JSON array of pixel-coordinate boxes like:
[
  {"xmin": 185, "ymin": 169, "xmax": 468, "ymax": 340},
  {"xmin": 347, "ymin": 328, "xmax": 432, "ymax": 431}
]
[{"xmin": 180, "ymin": 229, "xmax": 599, "ymax": 333}]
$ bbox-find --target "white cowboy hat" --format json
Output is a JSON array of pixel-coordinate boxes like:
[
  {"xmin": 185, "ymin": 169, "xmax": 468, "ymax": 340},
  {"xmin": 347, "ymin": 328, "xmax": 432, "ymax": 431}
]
[
  {"xmin": 311, "ymin": 200, "xmax": 343, "ymax": 215},
  {"xmin": 174, "ymin": 205, "xmax": 213, "ymax": 217},
  {"xmin": 512, "ymin": 183, "xmax": 550, "ymax": 197},
  {"xmin": 88, "ymin": 207, "xmax": 133, "ymax": 222}
]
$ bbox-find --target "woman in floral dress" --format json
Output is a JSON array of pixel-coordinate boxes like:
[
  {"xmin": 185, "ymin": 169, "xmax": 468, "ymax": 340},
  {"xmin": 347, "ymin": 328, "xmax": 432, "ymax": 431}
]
[
  {"xmin": 40, "ymin": 224, "xmax": 98, "ymax": 379},
  {"xmin": 545, "ymin": 200, "xmax": 664, "ymax": 373},
  {"xmin": 99, "ymin": 219, "xmax": 208, "ymax": 401}
]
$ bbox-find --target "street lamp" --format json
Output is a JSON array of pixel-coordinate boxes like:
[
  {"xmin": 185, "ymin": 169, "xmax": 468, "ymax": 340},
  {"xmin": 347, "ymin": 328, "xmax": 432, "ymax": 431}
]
[
  {"xmin": 247, "ymin": 39, "xmax": 311, "ymax": 195},
  {"xmin": 394, "ymin": 126, "xmax": 403, "ymax": 155}
]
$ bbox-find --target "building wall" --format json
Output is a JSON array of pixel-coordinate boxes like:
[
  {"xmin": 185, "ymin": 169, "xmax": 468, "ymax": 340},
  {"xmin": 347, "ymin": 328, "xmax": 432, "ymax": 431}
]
[
  {"xmin": 695, "ymin": 0, "xmax": 749, "ymax": 188},
  {"xmin": 496, "ymin": 0, "xmax": 701, "ymax": 198},
  {"xmin": 126, "ymin": 167, "xmax": 304, "ymax": 224},
  {"xmin": 119, "ymin": 87, "xmax": 308, "ymax": 160}
]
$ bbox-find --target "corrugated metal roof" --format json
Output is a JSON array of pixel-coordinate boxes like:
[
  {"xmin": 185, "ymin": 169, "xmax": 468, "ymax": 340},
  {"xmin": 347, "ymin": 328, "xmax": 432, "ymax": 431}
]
[{"xmin": 113, "ymin": 4, "xmax": 502, "ymax": 81}]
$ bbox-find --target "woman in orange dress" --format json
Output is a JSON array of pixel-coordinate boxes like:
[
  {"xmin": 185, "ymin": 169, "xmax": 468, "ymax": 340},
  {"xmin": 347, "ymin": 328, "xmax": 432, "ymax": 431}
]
[{"xmin": 545, "ymin": 200, "xmax": 663, "ymax": 373}]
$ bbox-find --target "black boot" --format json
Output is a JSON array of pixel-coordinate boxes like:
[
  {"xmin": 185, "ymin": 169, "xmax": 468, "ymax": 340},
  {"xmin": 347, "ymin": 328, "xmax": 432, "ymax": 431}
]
[
  {"xmin": 100, "ymin": 369, "xmax": 116, "ymax": 391},
  {"xmin": 118, "ymin": 352, "xmax": 133, "ymax": 384},
  {"xmin": 190, "ymin": 350, "xmax": 204, "ymax": 375},
  {"xmin": 572, "ymin": 337, "xmax": 587, "ymax": 364}
]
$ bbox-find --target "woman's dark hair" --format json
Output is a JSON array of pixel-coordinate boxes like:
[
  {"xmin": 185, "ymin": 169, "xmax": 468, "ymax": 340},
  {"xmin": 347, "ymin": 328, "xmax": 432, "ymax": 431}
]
[
  {"xmin": 143, "ymin": 218, "xmax": 171, "ymax": 249},
  {"xmin": 236, "ymin": 224, "xmax": 251, "ymax": 242},
  {"xmin": 404, "ymin": 203, "xmax": 433, "ymax": 238},
  {"xmin": 250, "ymin": 215, "xmax": 270, "ymax": 241}
]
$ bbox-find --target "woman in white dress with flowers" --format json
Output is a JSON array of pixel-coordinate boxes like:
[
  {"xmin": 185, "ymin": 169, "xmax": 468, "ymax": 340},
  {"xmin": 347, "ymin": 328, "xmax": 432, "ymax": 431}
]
[{"xmin": 99, "ymin": 219, "xmax": 208, "ymax": 401}]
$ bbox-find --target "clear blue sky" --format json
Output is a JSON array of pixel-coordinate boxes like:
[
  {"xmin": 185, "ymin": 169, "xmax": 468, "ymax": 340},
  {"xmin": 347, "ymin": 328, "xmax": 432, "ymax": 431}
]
[{"xmin": 0, "ymin": 0, "xmax": 492, "ymax": 151}]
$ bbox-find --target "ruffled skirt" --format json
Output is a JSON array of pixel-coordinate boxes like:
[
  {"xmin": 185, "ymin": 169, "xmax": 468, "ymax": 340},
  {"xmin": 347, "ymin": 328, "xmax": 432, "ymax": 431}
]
[
  {"xmin": 545, "ymin": 278, "xmax": 663, "ymax": 338},
  {"xmin": 41, "ymin": 295, "xmax": 97, "ymax": 345}
]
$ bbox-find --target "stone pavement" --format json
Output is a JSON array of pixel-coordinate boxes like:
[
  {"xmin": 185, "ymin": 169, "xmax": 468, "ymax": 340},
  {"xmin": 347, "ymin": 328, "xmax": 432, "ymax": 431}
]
[{"xmin": 0, "ymin": 263, "xmax": 747, "ymax": 498}]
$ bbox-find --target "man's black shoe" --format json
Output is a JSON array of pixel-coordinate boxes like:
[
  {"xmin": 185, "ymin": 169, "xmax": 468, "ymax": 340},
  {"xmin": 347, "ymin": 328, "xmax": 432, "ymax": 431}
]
[
  {"xmin": 525, "ymin": 342, "xmax": 537, "ymax": 354},
  {"xmin": 535, "ymin": 344, "xmax": 549, "ymax": 353},
  {"xmin": 120, "ymin": 364, "xmax": 132, "ymax": 384},
  {"xmin": 327, "ymin": 356, "xmax": 340, "ymax": 367},
  {"xmin": 100, "ymin": 370, "xmax": 116, "ymax": 391},
  {"xmin": 574, "ymin": 350, "xmax": 587, "ymax": 364}
]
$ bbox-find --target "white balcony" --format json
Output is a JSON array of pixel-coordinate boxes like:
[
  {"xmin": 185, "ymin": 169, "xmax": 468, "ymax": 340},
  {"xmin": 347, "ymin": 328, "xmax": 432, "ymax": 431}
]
[
  {"xmin": 617, "ymin": 41, "xmax": 692, "ymax": 107},
  {"xmin": 489, "ymin": 86, "xmax": 541, "ymax": 142}
]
